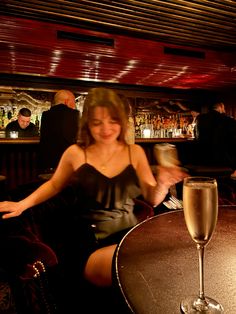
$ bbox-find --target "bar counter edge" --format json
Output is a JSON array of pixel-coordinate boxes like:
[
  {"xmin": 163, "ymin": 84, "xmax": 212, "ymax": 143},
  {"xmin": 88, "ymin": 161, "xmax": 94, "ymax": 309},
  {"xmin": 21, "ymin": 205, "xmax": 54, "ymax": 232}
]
[{"xmin": 0, "ymin": 137, "xmax": 193, "ymax": 144}]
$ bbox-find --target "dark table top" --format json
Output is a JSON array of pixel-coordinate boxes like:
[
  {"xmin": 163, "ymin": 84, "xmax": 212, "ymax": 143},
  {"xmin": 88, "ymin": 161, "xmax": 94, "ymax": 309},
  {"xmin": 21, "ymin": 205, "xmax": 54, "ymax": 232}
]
[{"xmin": 115, "ymin": 207, "xmax": 236, "ymax": 314}]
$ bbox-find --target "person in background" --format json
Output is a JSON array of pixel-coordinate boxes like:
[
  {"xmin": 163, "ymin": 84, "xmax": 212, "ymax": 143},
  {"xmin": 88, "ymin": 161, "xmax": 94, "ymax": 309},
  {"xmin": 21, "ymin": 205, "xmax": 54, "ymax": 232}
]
[
  {"xmin": 195, "ymin": 101, "xmax": 236, "ymax": 179},
  {"xmin": 190, "ymin": 108, "xmax": 200, "ymax": 138},
  {"xmin": 5, "ymin": 107, "xmax": 38, "ymax": 137},
  {"xmin": 0, "ymin": 87, "xmax": 186, "ymax": 293},
  {"xmin": 38, "ymin": 89, "xmax": 80, "ymax": 173}
]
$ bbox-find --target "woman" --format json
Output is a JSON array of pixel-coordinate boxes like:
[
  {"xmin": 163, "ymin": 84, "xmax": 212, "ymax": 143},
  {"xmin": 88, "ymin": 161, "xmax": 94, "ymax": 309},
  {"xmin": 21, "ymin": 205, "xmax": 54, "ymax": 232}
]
[{"xmin": 0, "ymin": 87, "xmax": 186, "ymax": 287}]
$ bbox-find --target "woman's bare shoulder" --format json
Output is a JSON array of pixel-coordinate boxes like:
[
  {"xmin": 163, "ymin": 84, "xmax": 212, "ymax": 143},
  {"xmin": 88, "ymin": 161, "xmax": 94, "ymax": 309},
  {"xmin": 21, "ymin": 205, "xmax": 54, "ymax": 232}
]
[
  {"xmin": 62, "ymin": 144, "xmax": 85, "ymax": 165},
  {"xmin": 128, "ymin": 144, "xmax": 147, "ymax": 166},
  {"xmin": 129, "ymin": 143, "xmax": 146, "ymax": 155},
  {"xmin": 65, "ymin": 143, "xmax": 84, "ymax": 154},
  {"xmin": 49, "ymin": 144, "xmax": 86, "ymax": 184}
]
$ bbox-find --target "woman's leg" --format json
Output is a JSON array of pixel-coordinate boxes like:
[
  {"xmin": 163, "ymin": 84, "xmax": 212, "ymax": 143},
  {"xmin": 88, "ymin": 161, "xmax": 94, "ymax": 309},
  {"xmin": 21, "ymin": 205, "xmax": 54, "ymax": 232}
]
[{"xmin": 84, "ymin": 244, "xmax": 117, "ymax": 287}]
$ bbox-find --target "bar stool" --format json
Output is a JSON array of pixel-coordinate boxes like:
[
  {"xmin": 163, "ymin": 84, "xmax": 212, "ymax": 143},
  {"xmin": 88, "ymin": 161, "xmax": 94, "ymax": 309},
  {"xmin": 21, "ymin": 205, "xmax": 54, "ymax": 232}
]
[
  {"xmin": 38, "ymin": 173, "xmax": 53, "ymax": 181},
  {"xmin": 38, "ymin": 168, "xmax": 55, "ymax": 182}
]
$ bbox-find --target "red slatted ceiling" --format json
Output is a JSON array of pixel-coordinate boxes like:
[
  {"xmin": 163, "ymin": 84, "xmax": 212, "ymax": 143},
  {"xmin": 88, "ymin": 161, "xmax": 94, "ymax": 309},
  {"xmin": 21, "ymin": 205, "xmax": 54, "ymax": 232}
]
[{"xmin": 0, "ymin": 15, "xmax": 235, "ymax": 90}]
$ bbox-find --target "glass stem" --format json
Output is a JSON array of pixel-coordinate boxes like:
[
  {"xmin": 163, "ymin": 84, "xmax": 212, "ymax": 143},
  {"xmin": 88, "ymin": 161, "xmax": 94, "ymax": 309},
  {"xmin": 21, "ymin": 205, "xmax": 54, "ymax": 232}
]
[{"xmin": 197, "ymin": 243, "xmax": 205, "ymax": 300}]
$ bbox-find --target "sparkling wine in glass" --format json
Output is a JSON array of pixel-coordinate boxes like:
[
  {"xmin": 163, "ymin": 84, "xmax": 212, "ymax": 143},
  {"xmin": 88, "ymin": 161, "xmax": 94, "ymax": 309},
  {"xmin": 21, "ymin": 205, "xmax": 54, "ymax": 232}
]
[{"xmin": 181, "ymin": 176, "xmax": 224, "ymax": 313}]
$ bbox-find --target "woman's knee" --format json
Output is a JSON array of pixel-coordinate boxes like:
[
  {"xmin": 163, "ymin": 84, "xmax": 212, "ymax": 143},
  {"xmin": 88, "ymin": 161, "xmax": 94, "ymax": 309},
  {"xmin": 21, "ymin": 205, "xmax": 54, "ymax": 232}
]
[{"xmin": 84, "ymin": 244, "xmax": 117, "ymax": 287}]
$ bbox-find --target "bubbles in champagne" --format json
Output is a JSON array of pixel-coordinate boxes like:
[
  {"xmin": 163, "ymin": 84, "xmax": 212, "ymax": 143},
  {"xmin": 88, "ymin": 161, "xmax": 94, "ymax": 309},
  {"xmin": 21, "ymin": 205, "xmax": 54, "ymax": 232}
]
[{"xmin": 183, "ymin": 182, "xmax": 218, "ymax": 245}]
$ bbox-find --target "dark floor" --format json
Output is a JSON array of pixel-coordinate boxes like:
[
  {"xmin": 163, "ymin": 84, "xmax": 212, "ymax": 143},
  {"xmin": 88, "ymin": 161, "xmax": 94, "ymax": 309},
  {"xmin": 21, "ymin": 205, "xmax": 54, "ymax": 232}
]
[{"xmin": 0, "ymin": 272, "xmax": 132, "ymax": 314}]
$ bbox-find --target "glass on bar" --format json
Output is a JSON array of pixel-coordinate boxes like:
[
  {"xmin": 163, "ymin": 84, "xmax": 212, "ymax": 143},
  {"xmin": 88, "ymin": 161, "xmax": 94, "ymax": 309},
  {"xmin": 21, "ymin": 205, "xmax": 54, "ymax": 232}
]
[
  {"xmin": 140, "ymin": 124, "xmax": 153, "ymax": 138},
  {"xmin": 9, "ymin": 131, "xmax": 18, "ymax": 139}
]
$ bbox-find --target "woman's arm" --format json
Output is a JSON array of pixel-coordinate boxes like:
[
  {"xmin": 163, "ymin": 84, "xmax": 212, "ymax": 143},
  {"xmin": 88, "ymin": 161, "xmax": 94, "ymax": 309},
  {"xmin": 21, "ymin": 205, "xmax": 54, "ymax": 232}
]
[
  {"xmin": 0, "ymin": 144, "xmax": 82, "ymax": 219},
  {"xmin": 132, "ymin": 144, "xmax": 187, "ymax": 206},
  {"xmin": 0, "ymin": 179, "xmax": 62, "ymax": 219},
  {"xmin": 147, "ymin": 166, "xmax": 187, "ymax": 206}
]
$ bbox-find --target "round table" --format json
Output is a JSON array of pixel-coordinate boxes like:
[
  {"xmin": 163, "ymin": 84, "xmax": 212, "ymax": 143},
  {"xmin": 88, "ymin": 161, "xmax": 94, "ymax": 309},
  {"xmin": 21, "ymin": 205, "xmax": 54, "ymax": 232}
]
[{"xmin": 115, "ymin": 207, "xmax": 236, "ymax": 314}]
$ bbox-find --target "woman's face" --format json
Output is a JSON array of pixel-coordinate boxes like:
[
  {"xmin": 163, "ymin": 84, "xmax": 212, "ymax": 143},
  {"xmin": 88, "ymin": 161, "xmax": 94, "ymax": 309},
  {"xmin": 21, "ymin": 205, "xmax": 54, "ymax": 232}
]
[{"xmin": 88, "ymin": 106, "xmax": 121, "ymax": 144}]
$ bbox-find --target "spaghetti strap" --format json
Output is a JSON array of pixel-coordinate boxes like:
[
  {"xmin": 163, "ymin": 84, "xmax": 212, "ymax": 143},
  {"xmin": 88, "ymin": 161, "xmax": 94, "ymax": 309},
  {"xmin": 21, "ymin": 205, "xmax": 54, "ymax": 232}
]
[{"xmin": 128, "ymin": 145, "xmax": 132, "ymax": 165}]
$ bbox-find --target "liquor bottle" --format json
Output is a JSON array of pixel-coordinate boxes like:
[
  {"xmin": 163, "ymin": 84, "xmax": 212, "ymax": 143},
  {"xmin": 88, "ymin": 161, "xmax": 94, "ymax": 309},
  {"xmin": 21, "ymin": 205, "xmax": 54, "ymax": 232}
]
[{"xmin": 35, "ymin": 115, "xmax": 40, "ymax": 129}]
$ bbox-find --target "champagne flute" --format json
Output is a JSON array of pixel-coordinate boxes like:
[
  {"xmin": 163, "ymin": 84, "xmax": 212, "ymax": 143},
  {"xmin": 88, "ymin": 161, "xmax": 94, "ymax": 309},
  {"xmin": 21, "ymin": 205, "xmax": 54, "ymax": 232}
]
[{"xmin": 181, "ymin": 176, "xmax": 224, "ymax": 313}]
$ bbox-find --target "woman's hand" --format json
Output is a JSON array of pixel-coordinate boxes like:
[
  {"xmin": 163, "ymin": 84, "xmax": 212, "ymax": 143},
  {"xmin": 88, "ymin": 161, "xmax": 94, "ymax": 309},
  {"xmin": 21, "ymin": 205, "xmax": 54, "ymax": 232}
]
[
  {"xmin": 0, "ymin": 201, "xmax": 25, "ymax": 219},
  {"xmin": 157, "ymin": 166, "xmax": 188, "ymax": 189},
  {"xmin": 151, "ymin": 166, "xmax": 188, "ymax": 206}
]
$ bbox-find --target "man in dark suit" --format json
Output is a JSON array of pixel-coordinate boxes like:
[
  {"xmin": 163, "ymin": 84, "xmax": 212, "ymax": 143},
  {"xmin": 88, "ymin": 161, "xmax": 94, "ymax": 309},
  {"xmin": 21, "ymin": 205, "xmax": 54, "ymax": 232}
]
[
  {"xmin": 39, "ymin": 89, "xmax": 80, "ymax": 173},
  {"xmin": 195, "ymin": 101, "xmax": 236, "ymax": 178}
]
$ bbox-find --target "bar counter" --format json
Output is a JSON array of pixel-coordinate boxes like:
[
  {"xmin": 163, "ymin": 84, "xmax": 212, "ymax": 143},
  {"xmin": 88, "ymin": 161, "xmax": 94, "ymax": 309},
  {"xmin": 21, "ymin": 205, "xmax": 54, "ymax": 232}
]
[
  {"xmin": 135, "ymin": 137, "xmax": 195, "ymax": 165},
  {"xmin": 135, "ymin": 137, "xmax": 193, "ymax": 143},
  {"xmin": 0, "ymin": 137, "xmax": 40, "ymax": 144},
  {"xmin": 0, "ymin": 137, "xmax": 194, "ymax": 190},
  {"xmin": 0, "ymin": 137, "xmax": 40, "ymax": 190},
  {"xmin": 0, "ymin": 137, "xmax": 192, "ymax": 144}
]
